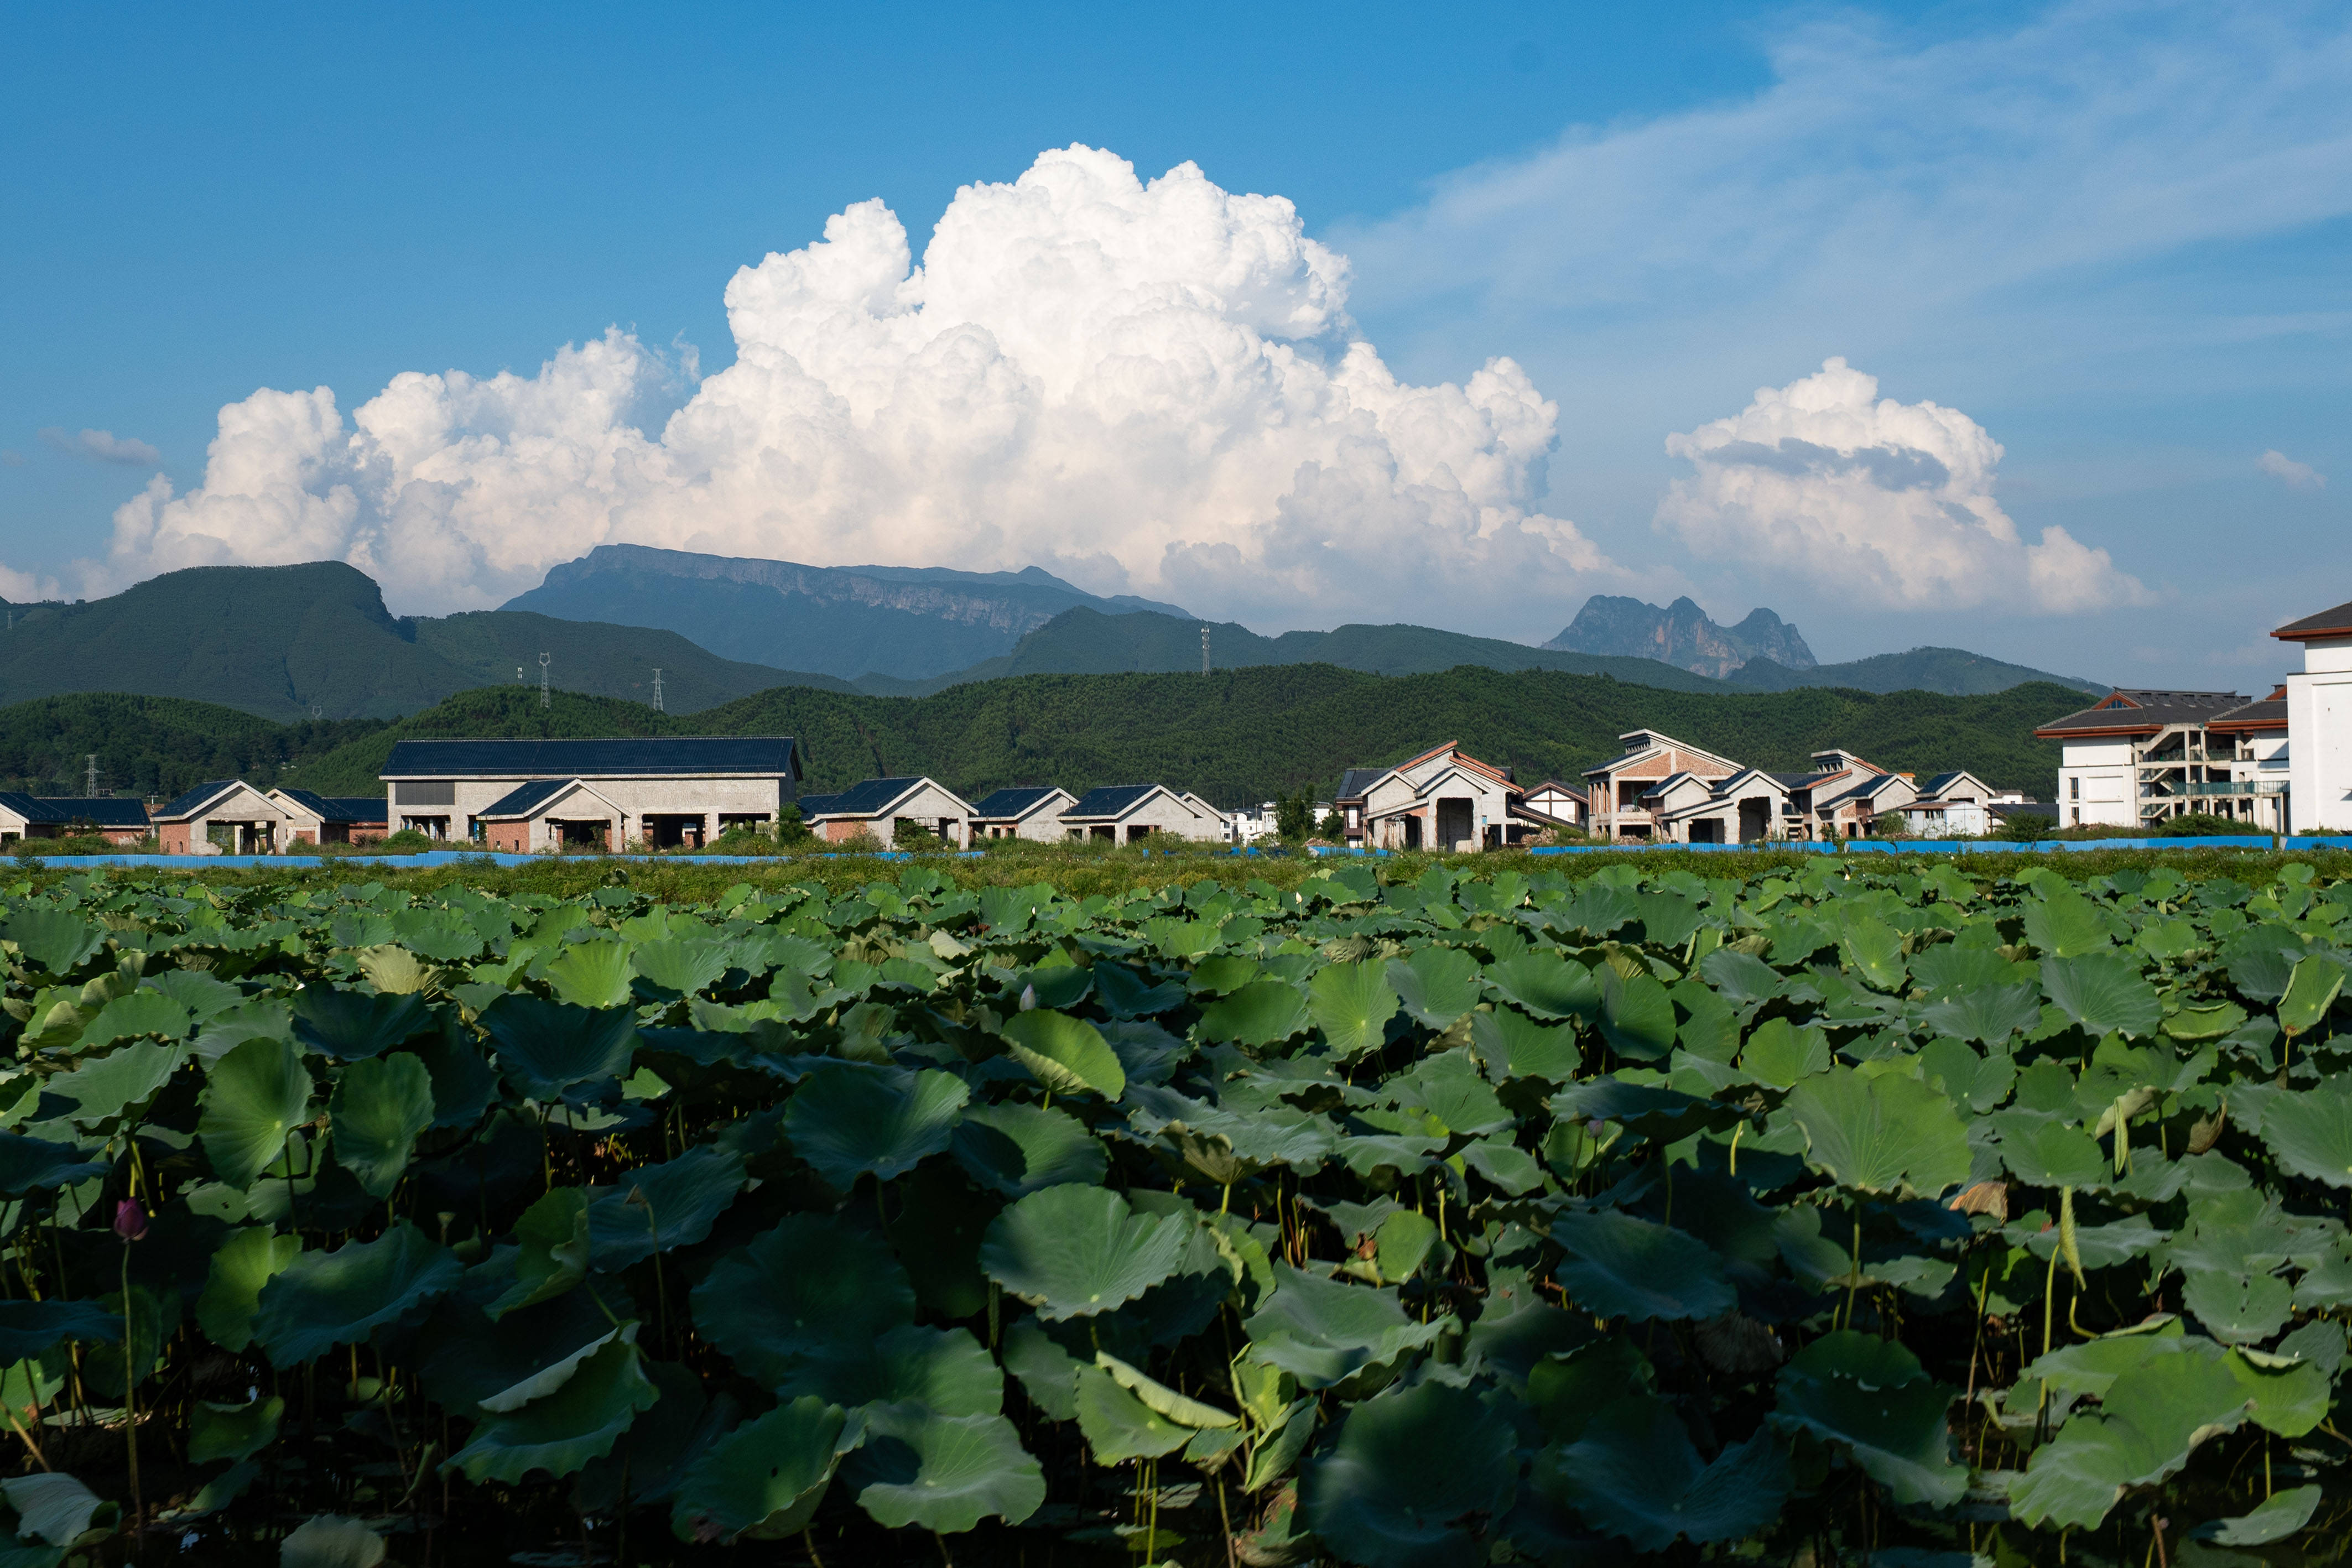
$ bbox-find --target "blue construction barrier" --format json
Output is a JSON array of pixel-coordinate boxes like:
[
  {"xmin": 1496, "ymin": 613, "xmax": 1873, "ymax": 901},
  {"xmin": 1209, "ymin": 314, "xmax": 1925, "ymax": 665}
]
[
  {"xmin": 4, "ymin": 849, "xmax": 989, "ymax": 871},
  {"xmin": 2285, "ymin": 837, "xmax": 2352, "ymax": 850},
  {"xmin": 1534, "ymin": 835, "xmax": 2287, "ymax": 856}
]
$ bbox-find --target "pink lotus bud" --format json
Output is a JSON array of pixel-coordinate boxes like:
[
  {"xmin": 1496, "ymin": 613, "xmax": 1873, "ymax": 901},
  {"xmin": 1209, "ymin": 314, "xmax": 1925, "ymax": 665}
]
[{"xmin": 112, "ymin": 1199, "xmax": 147, "ymax": 1241}]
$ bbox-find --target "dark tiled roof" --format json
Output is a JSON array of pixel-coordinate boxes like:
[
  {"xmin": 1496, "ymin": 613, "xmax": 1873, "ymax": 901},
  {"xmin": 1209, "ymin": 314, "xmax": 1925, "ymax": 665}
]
[
  {"xmin": 1066, "ymin": 784, "xmax": 1161, "ymax": 819},
  {"xmin": 2208, "ymin": 696, "xmax": 2287, "ymax": 731},
  {"xmin": 154, "ymin": 780, "xmax": 243, "ymax": 821},
  {"xmin": 1334, "ymin": 768, "xmax": 1385, "ymax": 802},
  {"xmin": 806, "ymin": 777, "xmax": 929, "ymax": 818},
  {"xmin": 382, "ymin": 737, "xmax": 800, "ymax": 779},
  {"xmin": 1820, "ymin": 773, "xmax": 1909, "ymax": 809},
  {"xmin": 2275, "ymin": 599, "xmax": 2352, "ymax": 639},
  {"xmin": 479, "ymin": 779, "xmax": 584, "ymax": 819},
  {"xmin": 794, "ymin": 792, "xmax": 842, "ymax": 818},
  {"xmin": 970, "ymin": 786, "xmax": 1064, "ymax": 819},
  {"xmin": 277, "ymin": 789, "xmax": 387, "ymax": 824},
  {"xmin": 0, "ymin": 796, "xmax": 149, "ymax": 828},
  {"xmin": 2036, "ymin": 690, "xmax": 2246, "ymax": 737}
]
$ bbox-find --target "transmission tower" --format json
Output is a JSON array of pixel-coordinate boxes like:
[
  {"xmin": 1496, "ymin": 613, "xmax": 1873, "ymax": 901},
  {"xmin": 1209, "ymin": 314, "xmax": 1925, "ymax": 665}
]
[
  {"xmin": 651, "ymin": 668, "xmax": 664, "ymax": 713},
  {"xmin": 539, "ymin": 653, "xmax": 551, "ymax": 709},
  {"xmin": 1201, "ymin": 624, "xmax": 1211, "ymax": 675},
  {"xmin": 85, "ymin": 754, "xmax": 97, "ymax": 796}
]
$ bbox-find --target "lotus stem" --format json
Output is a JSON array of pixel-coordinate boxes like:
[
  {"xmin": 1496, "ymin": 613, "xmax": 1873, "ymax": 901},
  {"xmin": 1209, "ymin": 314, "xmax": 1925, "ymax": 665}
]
[{"xmin": 121, "ymin": 1241, "xmax": 141, "ymax": 1538}]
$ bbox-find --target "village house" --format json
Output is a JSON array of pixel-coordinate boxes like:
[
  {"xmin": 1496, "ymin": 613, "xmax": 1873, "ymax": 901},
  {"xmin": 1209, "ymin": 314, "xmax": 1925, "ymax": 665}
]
[
  {"xmin": 268, "ymin": 789, "xmax": 389, "ymax": 846},
  {"xmin": 1331, "ymin": 770, "xmax": 1384, "ymax": 847},
  {"xmin": 0, "ymin": 795, "xmax": 150, "ymax": 846},
  {"xmin": 1643, "ymin": 767, "xmax": 1791, "ymax": 844},
  {"xmin": 1897, "ymin": 770, "xmax": 2005, "ymax": 837},
  {"xmin": 1583, "ymin": 731, "xmax": 1744, "ymax": 840},
  {"xmin": 969, "ymin": 786, "xmax": 1076, "ymax": 842},
  {"xmin": 150, "ymin": 780, "xmax": 296, "ymax": 855},
  {"xmin": 476, "ymin": 780, "xmax": 628, "ymax": 852},
  {"xmin": 803, "ymin": 778, "xmax": 975, "ymax": 847},
  {"xmin": 1356, "ymin": 742, "xmax": 1552, "ymax": 850},
  {"xmin": 1060, "ymin": 785, "xmax": 1226, "ymax": 843},
  {"xmin": 2033, "ymin": 691, "xmax": 2250, "ymax": 830},
  {"xmin": 1520, "ymin": 780, "xmax": 1589, "ymax": 833},
  {"xmin": 378, "ymin": 737, "xmax": 803, "ymax": 847}
]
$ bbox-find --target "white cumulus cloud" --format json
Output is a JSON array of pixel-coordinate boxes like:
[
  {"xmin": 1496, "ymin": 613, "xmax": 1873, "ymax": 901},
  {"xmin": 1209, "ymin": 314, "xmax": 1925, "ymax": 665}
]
[
  {"xmin": 93, "ymin": 147, "xmax": 1619, "ymax": 633},
  {"xmin": 40, "ymin": 427, "xmax": 161, "ymax": 467},
  {"xmin": 2259, "ymin": 449, "xmax": 2325, "ymax": 491},
  {"xmin": 1656, "ymin": 357, "xmax": 2150, "ymax": 614}
]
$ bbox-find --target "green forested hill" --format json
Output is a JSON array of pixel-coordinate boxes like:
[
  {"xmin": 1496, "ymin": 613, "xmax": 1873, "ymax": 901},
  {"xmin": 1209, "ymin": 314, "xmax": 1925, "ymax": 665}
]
[
  {"xmin": 0, "ymin": 694, "xmax": 387, "ymax": 800},
  {"xmin": 0, "ymin": 562, "xmax": 849, "ymax": 721},
  {"xmin": 1729, "ymin": 647, "xmax": 2104, "ymax": 697},
  {"xmin": 287, "ymin": 666, "xmax": 2074, "ymax": 804}
]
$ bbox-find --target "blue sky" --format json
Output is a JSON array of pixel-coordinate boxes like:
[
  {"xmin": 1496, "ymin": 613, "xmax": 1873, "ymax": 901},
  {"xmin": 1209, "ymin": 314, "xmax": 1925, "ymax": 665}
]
[{"xmin": 3, "ymin": 0, "xmax": 2346, "ymax": 689}]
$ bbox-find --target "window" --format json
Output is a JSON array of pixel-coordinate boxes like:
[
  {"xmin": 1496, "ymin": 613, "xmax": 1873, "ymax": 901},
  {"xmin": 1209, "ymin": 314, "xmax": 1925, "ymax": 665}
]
[
  {"xmin": 2069, "ymin": 777, "xmax": 2080, "ymax": 800},
  {"xmin": 397, "ymin": 780, "xmax": 456, "ymax": 806}
]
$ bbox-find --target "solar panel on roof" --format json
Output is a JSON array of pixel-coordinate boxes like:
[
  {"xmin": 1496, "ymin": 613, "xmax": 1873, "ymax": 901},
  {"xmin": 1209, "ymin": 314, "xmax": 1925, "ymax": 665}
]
[{"xmin": 382, "ymin": 737, "xmax": 800, "ymax": 779}]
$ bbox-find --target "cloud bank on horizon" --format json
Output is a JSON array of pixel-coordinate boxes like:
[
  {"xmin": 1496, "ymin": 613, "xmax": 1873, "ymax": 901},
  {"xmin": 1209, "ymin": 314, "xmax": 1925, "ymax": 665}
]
[
  {"xmin": 1659, "ymin": 359, "xmax": 2149, "ymax": 613},
  {"xmin": 84, "ymin": 148, "xmax": 1611, "ymax": 629},
  {"xmin": 47, "ymin": 145, "xmax": 2147, "ymax": 632}
]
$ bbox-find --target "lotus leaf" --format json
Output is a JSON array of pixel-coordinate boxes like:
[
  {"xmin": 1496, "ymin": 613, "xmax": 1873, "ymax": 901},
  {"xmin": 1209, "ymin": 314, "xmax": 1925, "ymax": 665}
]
[
  {"xmin": 777, "ymin": 1323, "xmax": 1002, "ymax": 1417},
  {"xmin": 188, "ymin": 1394, "xmax": 283, "ymax": 1465},
  {"xmin": 50, "ymin": 1039, "xmax": 183, "ymax": 1128},
  {"xmin": 0, "ymin": 1472, "xmax": 105, "ymax": 1546},
  {"xmin": 2025, "ymin": 891, "xmax": 2113, "ymax": 957},
  {"xmin": 1783, "ymin": 1067, "xmax": 1970, "ymax": 1198},
  {"xmin": 1074, "ymin": 1365, "xmax": 1191, "ymax": 1462},
  {"xmin": 997, "ymin": 1008, "xmax": 1125, "ymax": 1100},
  {"xmin": 480, "ymin": 996, "xmax": 638, "ymax": 1101},
  {"xmin": 1740, "ymin": 1017, "xmax": 1831, "ymax": 1088},
  {"xmin": 629, "ymin": 939, "xmax": 730, "ymax": 999},
  {"xmin": 585, "ymin": 1145, "xmax": 746, "ymax": 1272},
  {"xmin": 1387, "ymin": 947, "xmax": 1482, "ymax": 1028},
  {"xmin": 839, "ymin": 1403, "xmax": 1046, "ymax": 1533},
  {"xmin": 1922, "ymin": 983, "xmax": 2044, "ymax": 1045},
  {"xmin": 1299, "ymin": 1380, "xmax": 1517, "ymax": 1568},
  {"xmin": 1993, "ymin": 1111, "xmax": 2107, "ymax": 1189},
  {"xmin": 2255, "ymin": 1081, "xmax": 2352, "ymax": 1188},
  {"xmin": 252, "ymin": 1222, "xmax": 462, "ymax": 1367},
  {"xmin": 443, "ymin": 1337, "xmax": 660, "ymax": 1483},
  {"xmin": 1242, "ymin": 1265, "xmax": 1450, "ymax": 1388},
  {"xmin": 1553, "ymin": 1209, "xmax": 1736, "ymax": 1322},
  {"xmin": 783, "ymin": 1064, "xmax": 967, "ymax": 1189},
  {"xmin": 77, "ymin": 989, "xmax": 191, "ymax": 1049},
  {"xmin": 692, "ymin": 1215, "xmax": 915, "ymax": 1385},
  {"xmin": 1468, "ymin": 1006, "xmax": 1578, "ymax": 1082},
  {"xmin": 1534, "ymin": 1396, "xmax": 1789, "ymax": 1551},
  {"xmin": 1840, "ymin": 916, "xmax": 1907, "ymax": 993},
  {"xmin": 1309, "ymin": 961, "xmax": 1401, "ymax": 1059},
  {"xmin": 2192, "ymin": 1485, "xmax": 2321, "ymax": 1546},
  {"xmin": 670, "ymin": 1396, "xmax": 847, "ymax": 1543},
  {"xmin": 950, "ymin": 1102, "xmax": 1106, "ymax": 1197},
  {"xmin": 1772, "ymin": 1332, "xmax": 1964, "ymax": 1508},
  {"xmin": 293, "ymin": 988, "xmax": 433, "ymax": 1061},
  {"xmin": 0, "ymin": 1300, "xmax": 122, "ymax": 1362},
  {"xmin": 0, "ymin": 1134, "xmax": 108, "ymax": 1196},
  {"xmin": 980, "ymin": 1186, "xmax": 1185, "ymax": 1320},
  {"xmin": 326, "ymin": 1053, "xmax": 434, "ymax": 1198},
  {"xmin": 279, "ymin": 1515, "xmax": 386, "ymax": 1568},
  {"xmin": 196, "ymin": 1226, "xmax": 301, "ymax": 1351},
  {"xmin": 2042, "ymin": 952, "xmax": 2162, "ymax": 1039},
  {"xmin": 2278, "ymin": 955, "xmax": 2345, "ymax": 1036},
  {"xmin": 1196, "ymin": 980, "xmax": 1312, "ymax": 1048},
  {"xmin": 1484, "ymin": 951, "xmax": 1598, "ymax": 1021},
  {"xmin": 2010, "ymin": 1344, "xmax": 2252, "ymax": 1529},
  {"xmin": 199, "ymin": 1036, "xmax": 314, "ymax": 1190},
  {"xmin": 3, "ymin": 911, "xmax": 103, "ymax": 975}
]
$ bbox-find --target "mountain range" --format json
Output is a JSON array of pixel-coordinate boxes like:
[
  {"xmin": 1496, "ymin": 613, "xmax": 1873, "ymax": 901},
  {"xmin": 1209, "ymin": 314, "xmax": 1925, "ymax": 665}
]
[
  {"xmin": 502, "ymin": 544, "xmax": 1188, "ymax": 681},
  {"xmin": 1548, "ymin": 595, "xmax": 1818, "ymax": 678},
  {"xmin": 0, "ymin": 554, "xmax": 2105, "ymax": 725}
]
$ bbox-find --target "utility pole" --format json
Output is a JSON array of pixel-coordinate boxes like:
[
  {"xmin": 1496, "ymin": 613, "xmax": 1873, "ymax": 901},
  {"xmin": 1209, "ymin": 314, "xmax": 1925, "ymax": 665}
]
[
  {"xmin": 1201, "ymin": 624, "xmax": 1211, "ymax": 675},
  {"xmin": 538, "ymin": 653, "xmax": 550, "ymax": 709},
  {"xmin": 651, "ymin": 668, "xmax": 664, "ymax": 713}
]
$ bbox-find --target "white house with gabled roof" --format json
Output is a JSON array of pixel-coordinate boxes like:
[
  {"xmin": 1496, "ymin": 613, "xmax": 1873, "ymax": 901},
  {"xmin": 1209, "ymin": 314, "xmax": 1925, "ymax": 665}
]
[
  {"xmin": 1644, "ymin": 767, "xmax": 1792, "ymax": 844},
  {"xmin": 1060, "ymin": 785, "xmax": 1225, "ymax": 843},
  {"xmin": 969, "ymin": 786, "xmax": 1076, "ymax": 842},
  {"xmin": 1583, "ymin": 731, "xmax": 1744, "ymax": 841},
  {"xmin": 804, "ymin": 777, "xmax": 974, "ymax": 847}
]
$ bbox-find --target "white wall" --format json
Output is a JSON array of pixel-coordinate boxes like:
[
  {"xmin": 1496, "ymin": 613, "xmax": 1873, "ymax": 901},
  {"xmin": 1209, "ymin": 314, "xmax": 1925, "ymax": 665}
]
[
  {"xmin": 2058, "ymin": 738, "xmax": 2137, "ymax": 828},
  {"xmin": 2289, "ymin": 666, "xmax": 2352, "ymax": 831}
]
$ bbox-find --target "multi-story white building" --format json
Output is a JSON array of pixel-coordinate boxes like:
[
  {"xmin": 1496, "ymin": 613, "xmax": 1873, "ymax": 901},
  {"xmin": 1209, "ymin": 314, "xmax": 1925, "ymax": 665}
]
[
  {"xmin": 2276, "ymin": 598, "xmax": 2352, "ymax": 831},
  {"xmin": 2033, "ymin": 691, "xmax": 2255, "ymax": 830}
]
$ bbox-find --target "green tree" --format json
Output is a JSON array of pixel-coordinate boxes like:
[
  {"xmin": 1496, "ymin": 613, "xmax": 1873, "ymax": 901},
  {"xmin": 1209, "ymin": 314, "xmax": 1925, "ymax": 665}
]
[{"xmin": 1274, "ymin": 791, "xmax": 1314, "ymax": 841}]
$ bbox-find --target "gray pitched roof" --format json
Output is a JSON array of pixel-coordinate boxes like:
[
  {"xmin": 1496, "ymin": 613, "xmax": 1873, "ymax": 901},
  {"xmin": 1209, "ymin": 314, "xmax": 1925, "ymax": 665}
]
[
  {"xmin": 2036, "ymin": 690, "xmax": 2247, "ymax": 736},
  {"xmin": 277, "ymin": 789, "xmax": 387, "ymax": 824},
  {"xmin": 2275, "ymin": 599, "xmax": 2352, "ymax": 640},
  {"xmin": 805, "ymin": 777, "xmax": 930, "ymax": 817},
  {"xmin": 2208, "ymin": 695, "xmax": 2287, "ymax": 730},
  {"xmin": 382, "ymin": 737, "xmax": 799, "ymax": 779},
  {"xmin": 478, "ymin": 779, "xmax": 588, "ymax": 819},
  {"xmin": 1065, "ymin": 784, "xmax": 1161, "ymax": 819},
  {"xmin": 793, "ymin": 792, "xmax": 842, "ymax": 818},
  {"xmin": 1334, "ymin": 768, "xmax": 1385, "ymax": 802},
  {"xmin": 970, "ymin": 786, "xmax": 1064, "ymax": 819},
  {"xmin": 153, "ymin": 780, "xmax": 244, "ymax": 821},
  {"xmin": 0, "ymin": 796, "xmax": 150, "ymax": 829}
]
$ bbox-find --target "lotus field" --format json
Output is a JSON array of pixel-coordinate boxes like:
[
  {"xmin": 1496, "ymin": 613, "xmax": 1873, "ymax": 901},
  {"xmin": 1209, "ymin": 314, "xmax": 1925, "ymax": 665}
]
[{"xmin": 0, "ymin": 856, "xmax": 2348, "ymax": 1565}]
